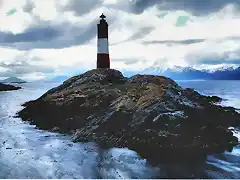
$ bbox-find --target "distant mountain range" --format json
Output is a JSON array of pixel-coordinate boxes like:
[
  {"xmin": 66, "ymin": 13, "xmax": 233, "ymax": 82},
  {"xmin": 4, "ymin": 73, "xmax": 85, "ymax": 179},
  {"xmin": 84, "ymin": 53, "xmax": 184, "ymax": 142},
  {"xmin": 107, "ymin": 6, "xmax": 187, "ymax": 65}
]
[
  {"xmin": 29, "ymin": 66, "xmax": 240, "ymax": 83},
  {"xmin": 121, "ymin": 66, "xmax": 240, "ymax": 80},
  {"xmin": 0, "ymin": 77, "xmax": 26, "ymax": 83}
]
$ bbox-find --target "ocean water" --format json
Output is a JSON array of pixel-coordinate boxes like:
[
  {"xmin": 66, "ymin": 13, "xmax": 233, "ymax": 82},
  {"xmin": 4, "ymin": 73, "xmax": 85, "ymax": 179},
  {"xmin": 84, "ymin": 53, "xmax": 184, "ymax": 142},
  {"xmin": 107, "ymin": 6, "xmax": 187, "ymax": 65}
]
[
  {"xmin": 178, "ymin": 80, "xmax": 240, "ymax": 178},
  {"xmin": 0, "ymin": 80, "xmax": 239, "ymax": 178}
]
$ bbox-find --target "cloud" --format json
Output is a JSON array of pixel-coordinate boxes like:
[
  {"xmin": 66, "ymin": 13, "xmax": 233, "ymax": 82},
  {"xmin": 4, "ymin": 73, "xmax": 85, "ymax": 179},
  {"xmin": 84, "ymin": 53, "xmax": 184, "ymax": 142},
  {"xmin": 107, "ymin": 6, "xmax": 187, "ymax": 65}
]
[
  {"xmin": 0, "ymin": 58, "xmax": 54, "ymax": 78},
  {"xmin": 142, "ymin": 36, "xmax": 240, "ymax": 46},
  {"xmin": 184, "ymin": 39, "xmax": 240, "ymax": 66},
  {"xmin": 22, "ymin": 0, "xmax": 35, "ymax": 13},
  {"xmin": 0, "ymin": 0, "xmax": 3, "ymax": 9},
  {"xmin": 199, "ymin": 58, "xmax": 240, "ymax": 65},
  {"xmin": 142, "ymin": 39, "xmax": 206, "ymax": 45},
  {"xmin": 0, "ymin": 1, "xmax": 121, "ymax": 50},
  {"xmin": 131, "ymin": 0, "xmax": 240, "ymax": 15},
  {"xmin": 57, "ymin": 0, "xmax": 103, "ymax": 16},
  {"xmin": 0, "ymin": 19, "xmax": 99, "ymax": 50},
  {"xmin": 111, "ymin": 26, "xmax": 155, "ymax": 45},
  {"xmin": 0, "ymin": 0, "xmax": 239, "ymax": 80},
  {"xmin": 0, "ymin": 25, "xmax": 60, "ymax": 43},
  {"xmin": 126, "ymin": 26, "xmax": 155, "ymax": 41},
  {"xmin": 112, "ymin": 58, "xmax": 145, "ymax": 65},
  {"xmin": 193, "ymin": 50, "xmax": 240, "ymax": 65}
]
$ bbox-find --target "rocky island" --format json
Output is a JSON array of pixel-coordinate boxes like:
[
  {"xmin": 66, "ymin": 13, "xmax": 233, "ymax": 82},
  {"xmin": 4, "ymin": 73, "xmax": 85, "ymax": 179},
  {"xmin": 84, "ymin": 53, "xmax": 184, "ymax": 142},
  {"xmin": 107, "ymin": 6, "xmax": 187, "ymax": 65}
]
[
  {"xmin": 0, "ymin": 83, "xmax": 21, "ymax": 91},
  {"xmin": 18, "ymin": 69, "xmax": 240, "ymax": 165}
]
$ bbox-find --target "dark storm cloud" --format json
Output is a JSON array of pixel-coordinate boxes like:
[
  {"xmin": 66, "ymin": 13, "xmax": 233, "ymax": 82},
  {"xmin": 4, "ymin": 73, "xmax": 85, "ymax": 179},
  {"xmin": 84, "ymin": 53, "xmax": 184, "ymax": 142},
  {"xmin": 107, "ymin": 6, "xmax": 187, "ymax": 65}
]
[
  {"xmin": 0, "ymin": 26, "xmax": 60, "ymax": 43},
  {"xmin": 57, "ymin": 0, "xmax": 103, "ymax": 16},
  {"xmin": 142, "ymin": 39, "xmax": 206, "ymax": 45},
  {"xmin": 131, "ymin": 0, "xmax": 240, "ymax": 15},
  {"xmin": 0, "ymin": 3, "xmax": 120, "ymax": 51},
  {"xmin": 0, "ymin": 59, "xmax": 54, "ymax": 77},
  {"xmin": 0, "ymin": 19, "xmax": 99, "ymax": 50}
]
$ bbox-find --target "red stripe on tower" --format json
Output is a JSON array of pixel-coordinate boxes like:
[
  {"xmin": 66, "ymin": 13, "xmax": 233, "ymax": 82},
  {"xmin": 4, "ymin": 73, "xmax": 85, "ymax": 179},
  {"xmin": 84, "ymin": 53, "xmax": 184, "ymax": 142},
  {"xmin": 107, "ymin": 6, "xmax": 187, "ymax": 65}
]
[{"xmin": 97, "ymin": 13, "xmax": 110, "ymax": 69}]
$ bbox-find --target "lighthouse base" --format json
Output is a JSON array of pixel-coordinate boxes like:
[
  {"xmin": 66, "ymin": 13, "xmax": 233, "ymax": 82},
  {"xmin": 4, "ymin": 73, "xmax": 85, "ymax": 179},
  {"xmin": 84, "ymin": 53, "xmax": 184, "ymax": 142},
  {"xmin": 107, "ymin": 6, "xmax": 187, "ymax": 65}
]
[{"xmin": 97, "ymin": 54, "xmax": 110, "ymax": 69}]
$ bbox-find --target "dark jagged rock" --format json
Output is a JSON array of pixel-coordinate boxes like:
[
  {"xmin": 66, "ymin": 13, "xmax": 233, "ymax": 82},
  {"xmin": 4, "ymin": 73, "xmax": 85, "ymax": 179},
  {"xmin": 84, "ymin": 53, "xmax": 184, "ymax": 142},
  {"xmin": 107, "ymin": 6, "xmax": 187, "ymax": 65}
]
[
  {"xmin": 0, "ymin": 83, "xmax": 21, "ymax": 92},
  {"xmin": 18, "ymin": 69, "xmax": 240, "ymax": 165}
]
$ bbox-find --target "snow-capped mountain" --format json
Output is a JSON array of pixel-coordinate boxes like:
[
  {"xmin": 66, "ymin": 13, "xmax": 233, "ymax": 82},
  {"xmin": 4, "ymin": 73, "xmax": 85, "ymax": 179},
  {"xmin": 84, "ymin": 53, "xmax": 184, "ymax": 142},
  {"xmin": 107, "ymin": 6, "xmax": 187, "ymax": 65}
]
[
  {"xmin": 161, "ymin": 66, "xmax": 209, "ymax": 80},
  {"xmin": 209, "ymin": 67, "xmax": 240, "ymax": 80},
  {"xmin": 122, "ymin": 65, "xmax": 240, "ymax": 80},
  {"xmin": 202, "ymin": 66, "xmax": 239, "ymax": 73},
  {"xmin": 166, "ymin": 66, "xmax": 196, "ymax": 72},
  {"xmin": 140, "ymin": 67, "xmax": 165, "ymax": 75}
]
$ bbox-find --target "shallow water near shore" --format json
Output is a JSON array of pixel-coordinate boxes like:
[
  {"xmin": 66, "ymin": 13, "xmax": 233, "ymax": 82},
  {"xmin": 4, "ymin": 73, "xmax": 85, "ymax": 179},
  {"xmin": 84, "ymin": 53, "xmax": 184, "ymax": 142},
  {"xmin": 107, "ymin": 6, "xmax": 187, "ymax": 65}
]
[{"xmin": 0, "ymin": 80, "xmax": 239, "ymax": 178}]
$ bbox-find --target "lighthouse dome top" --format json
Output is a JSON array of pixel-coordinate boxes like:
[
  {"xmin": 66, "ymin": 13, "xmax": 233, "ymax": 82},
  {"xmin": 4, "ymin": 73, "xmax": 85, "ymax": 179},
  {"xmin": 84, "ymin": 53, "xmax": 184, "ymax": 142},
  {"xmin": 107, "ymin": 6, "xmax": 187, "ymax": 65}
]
[{"xmin": 100, "ymin": 13, "xmax": 106, "ymax": 19}]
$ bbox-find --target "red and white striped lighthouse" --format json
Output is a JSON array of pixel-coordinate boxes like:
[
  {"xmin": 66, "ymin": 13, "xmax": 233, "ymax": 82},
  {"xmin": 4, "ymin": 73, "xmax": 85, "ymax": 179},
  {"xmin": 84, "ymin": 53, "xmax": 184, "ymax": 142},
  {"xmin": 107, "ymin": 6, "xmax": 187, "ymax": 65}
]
[{"xmin": 97, "ymin": 13, "xmax": 110, "ymax": 69}]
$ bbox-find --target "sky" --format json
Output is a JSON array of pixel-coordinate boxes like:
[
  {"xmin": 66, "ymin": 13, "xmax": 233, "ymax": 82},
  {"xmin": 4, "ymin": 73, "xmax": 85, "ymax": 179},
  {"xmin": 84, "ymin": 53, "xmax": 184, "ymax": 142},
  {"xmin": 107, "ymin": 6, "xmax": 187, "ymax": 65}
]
[{"xmin": 0, "ymin": 0, "xmax": 239, "ymax": 81}]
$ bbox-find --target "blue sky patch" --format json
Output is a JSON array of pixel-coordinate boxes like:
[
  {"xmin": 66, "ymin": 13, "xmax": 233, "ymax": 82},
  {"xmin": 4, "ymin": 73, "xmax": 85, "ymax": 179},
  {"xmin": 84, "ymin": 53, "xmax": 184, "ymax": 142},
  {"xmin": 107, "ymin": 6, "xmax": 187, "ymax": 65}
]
[
  {"xmin": 6, "ymin": 8, "xmax": 17, "ymax": 16},
  {"xmin": 176, "ymin": 16, "xmax": 189, "ymax": 27}
]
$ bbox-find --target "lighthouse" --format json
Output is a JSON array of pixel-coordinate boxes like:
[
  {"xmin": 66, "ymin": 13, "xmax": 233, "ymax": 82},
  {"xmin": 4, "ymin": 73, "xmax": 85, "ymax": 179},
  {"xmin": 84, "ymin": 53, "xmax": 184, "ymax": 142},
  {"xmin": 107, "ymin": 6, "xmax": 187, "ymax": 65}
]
[{"xmin": 97, "ymin": 13, "xmax": 110, "ymax": 69}]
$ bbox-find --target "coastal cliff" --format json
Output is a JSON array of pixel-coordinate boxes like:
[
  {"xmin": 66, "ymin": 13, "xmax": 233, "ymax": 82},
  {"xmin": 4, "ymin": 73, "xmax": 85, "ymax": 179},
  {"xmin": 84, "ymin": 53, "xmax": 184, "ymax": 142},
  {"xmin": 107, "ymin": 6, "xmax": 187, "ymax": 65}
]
[
  {"xmin": 0, "ymin": 83, "xmax": 21, "ymax": 92},
  {"xmin": 18, "ymin": 69, "xmax": 240, "ymax": 165}
]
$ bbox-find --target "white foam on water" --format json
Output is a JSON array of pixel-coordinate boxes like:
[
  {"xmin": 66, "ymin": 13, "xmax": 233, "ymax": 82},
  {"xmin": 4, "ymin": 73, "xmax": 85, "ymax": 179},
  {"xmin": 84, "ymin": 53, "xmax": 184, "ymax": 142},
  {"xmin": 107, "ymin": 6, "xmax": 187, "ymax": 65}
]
[{"xmin": 0, "ymin": 82, "xmax": 159, "ymax": 178}]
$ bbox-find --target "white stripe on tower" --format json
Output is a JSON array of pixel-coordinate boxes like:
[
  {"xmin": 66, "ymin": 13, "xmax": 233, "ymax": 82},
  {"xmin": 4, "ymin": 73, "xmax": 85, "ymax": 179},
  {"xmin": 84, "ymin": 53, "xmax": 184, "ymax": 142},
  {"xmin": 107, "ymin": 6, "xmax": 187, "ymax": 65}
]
[{"xmin": 97, "ymin": 38, "xmax": 109, "ymax": 54}]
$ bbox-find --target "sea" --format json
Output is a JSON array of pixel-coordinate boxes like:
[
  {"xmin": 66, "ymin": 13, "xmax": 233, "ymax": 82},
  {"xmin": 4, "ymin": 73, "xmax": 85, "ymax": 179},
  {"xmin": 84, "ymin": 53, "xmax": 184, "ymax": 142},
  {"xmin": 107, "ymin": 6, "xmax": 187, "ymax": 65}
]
[{"xmin": 0, "ymin": 80, "xmax": 239, "ymax": 178}]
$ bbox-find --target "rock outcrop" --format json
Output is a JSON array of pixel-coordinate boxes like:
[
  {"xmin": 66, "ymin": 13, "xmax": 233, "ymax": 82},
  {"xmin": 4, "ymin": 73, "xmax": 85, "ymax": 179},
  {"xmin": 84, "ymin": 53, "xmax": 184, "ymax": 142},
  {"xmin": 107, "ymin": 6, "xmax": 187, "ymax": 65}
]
[
  {"xmin": 18, "ymin": 69, "xmax": 240, "ymax": 165},
  {"xmin": 0, "ymin": 83, "xmax": 21, "ymax": 91}
]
